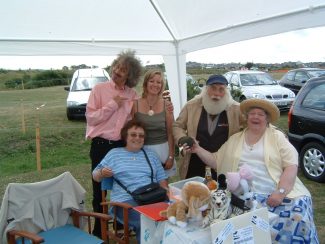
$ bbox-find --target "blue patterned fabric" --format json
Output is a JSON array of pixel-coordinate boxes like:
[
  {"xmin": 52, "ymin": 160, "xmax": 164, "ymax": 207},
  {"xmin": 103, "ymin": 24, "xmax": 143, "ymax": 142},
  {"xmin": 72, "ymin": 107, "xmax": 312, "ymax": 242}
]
[{"xmin": 253, "ymin": 193, "xmax": 319, "ymax": 244}]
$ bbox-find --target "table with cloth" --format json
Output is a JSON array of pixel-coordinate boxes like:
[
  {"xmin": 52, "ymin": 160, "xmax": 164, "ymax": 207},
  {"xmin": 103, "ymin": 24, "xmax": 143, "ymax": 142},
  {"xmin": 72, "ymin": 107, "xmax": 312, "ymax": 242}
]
[{"xmin": 140, "ymin": 215, "xmax": 211, "ymax": 244}]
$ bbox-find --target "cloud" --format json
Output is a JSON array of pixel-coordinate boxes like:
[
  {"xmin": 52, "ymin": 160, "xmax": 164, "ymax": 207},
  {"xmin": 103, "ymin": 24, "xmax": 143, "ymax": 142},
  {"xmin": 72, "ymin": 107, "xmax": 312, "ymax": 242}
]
[{"xmin": 187, "ymin": 26, "xmax": 325, "ymax": 64}]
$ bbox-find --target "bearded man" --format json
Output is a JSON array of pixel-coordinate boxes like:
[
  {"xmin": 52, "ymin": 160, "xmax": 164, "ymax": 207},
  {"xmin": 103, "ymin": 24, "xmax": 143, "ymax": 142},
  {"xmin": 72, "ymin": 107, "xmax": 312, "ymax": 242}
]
[{"xmin": 173, "ymin": 74, "xmax": 243, "ymax": 179}]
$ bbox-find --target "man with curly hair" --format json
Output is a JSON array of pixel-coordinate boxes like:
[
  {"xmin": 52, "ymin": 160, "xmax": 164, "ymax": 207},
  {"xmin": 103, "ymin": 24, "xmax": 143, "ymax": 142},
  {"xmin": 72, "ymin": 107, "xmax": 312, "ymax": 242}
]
[{"xmin": 86, "ymin": 50, "xmax": 142, "ymax": 237}]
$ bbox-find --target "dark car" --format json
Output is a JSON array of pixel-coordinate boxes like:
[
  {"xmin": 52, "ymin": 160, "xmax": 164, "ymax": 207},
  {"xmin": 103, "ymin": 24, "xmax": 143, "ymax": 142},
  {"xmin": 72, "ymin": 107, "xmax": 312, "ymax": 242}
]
[
  {"xmin": 288, "ymin": 76, "xmax": 325, "ymax": 182},
  {"xmin": 279, "ymin": 68, "xmax": 325, "ymax": 94}
]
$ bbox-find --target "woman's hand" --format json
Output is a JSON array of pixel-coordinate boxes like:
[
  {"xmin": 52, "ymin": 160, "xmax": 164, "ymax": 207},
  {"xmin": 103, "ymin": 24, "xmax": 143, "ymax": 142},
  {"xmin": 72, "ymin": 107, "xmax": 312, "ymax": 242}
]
[
  {"xmin": 267, "ymin": 192, "xmax": 285, "ymax": 207},
  {"xmin": 165, "ymin": 100, "xmax": 174, "ymax": 113},
  {"xmin": 182, "ymin": 138, "xmax": 199, "ymax": 153},
  {"xmin": 100, "ymin": 167, "xmax": 114, "ymax": 178},
  {"xmin": 163, "ymin": 157, "xmax": 174, "ymax": 170},
  {"xmin": 182, "ymin": 139, "xmax": 218, "ymax": 169},
  {"xmin": 267, "ymin": 165, "xmax": 297, "ymax": 207}
]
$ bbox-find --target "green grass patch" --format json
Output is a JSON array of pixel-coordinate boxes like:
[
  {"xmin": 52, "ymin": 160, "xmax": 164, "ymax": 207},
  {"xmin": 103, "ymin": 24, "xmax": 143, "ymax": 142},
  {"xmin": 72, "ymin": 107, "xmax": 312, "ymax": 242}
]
[{"xmin": 0, "ymin": 85, "xmax": 324, "ymax": 242}]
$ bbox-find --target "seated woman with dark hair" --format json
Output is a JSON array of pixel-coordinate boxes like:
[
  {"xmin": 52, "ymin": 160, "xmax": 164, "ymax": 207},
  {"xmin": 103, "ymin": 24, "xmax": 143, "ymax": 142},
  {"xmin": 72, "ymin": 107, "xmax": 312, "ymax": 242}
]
[{"xmin": 92, "ymin": 119, "xmax": 168, "ymax": 243}]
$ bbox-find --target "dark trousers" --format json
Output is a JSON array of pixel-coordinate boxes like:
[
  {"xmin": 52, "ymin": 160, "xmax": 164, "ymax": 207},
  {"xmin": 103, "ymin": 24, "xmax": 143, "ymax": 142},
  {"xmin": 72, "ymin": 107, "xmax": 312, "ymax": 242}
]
[
  {"xmin": 186, "ymin": 153, "xmax": 218, "ymax": 180},
  {"xmin": 90, "ymin": 137, "xmax": 124, "ymax": 237}
]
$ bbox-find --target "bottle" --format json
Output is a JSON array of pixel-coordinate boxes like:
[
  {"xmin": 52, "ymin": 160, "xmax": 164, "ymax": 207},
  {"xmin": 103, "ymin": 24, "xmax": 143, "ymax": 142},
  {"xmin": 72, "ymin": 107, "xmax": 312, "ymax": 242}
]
[{"xmin": 204, "ymin": 166, "xmax": 217, "ymax": 190}]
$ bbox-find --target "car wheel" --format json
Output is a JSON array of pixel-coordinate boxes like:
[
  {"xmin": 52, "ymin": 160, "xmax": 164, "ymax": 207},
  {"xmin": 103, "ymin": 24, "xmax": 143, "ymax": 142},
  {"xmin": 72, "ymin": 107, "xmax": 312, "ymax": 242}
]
[
  {"xmin": 66, "ymin": 110, "xmax": 74, "ymax": 121},
  {"xmin": 299, "ymin": 142, "xmax": 325, "ymax": 183}
]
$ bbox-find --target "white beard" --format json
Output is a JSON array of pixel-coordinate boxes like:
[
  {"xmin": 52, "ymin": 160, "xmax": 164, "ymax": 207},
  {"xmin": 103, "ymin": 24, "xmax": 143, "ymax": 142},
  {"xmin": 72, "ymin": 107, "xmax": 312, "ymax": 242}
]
[{"xmin": 201, "ymin": 87, "xmax": 232, "ymax": 115}]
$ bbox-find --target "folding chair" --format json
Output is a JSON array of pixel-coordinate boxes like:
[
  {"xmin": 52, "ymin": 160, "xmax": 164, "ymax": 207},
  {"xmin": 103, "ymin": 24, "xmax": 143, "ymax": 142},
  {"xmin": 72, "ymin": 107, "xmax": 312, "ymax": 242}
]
[
  {"xmin": 0, "ymin": 172, "xmax": 111, "ymax": 244},
  {"xmin": 100, "ymin": 178, "xmax": 135, "ymax": 244}
]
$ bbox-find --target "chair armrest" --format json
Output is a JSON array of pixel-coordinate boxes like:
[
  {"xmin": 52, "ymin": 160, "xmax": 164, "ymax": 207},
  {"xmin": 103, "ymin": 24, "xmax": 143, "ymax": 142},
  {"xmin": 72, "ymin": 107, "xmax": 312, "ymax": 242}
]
[
  {"xmin": 74, "ymin": 210, "xmax": 112, "ymax": 221},
  {"xmin": 71, "ymin": 209, "xmax": 111, "ymax": 242},
  {"xmin": 7, "ymin": 229, "xmax": 44, "ymax": 244},
  {"xmin": 109, "ymin": 201, "xmax": 133, "ymax": 209},
  {"xmin": 99, "ymin": 201, "xmax": 135, "ymax": 243}
]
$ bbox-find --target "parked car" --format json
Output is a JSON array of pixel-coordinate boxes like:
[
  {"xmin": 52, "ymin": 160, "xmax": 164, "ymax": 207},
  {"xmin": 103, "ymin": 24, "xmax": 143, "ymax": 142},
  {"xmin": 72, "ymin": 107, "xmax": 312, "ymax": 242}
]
[
  {"xmin": 64, "ymin": 68, "xmax": 110, "ymax": 120},
  {"xmin": 224, "ymin": 70, "xmax": 295, "ymax": 110},
  {"xmin": 279, "ymin": 68, "xmax": 325, "ymax": 94},
  {"xmin": 288, "ymin": 76, "xmax": 325, "ymax": 182}
]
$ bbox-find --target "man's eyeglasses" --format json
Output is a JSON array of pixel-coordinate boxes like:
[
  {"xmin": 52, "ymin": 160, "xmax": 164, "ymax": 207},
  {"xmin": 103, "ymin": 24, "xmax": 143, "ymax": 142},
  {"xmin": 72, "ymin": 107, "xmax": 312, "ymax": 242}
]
[{"xmin": 129, "ymin": 133, "xmax": 145, "ymax": 139}]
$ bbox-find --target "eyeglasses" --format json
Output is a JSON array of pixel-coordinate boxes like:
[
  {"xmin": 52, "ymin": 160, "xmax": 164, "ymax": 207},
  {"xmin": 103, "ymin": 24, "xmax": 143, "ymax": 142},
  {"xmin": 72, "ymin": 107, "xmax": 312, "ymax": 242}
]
[{"xmin": 128, "ymin": 133, "xmax": 145, "ymax": 139}]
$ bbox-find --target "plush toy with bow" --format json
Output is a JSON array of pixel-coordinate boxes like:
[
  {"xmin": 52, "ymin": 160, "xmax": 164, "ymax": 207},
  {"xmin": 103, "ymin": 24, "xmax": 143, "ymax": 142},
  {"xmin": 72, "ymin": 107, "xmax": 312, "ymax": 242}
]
[
  {"xmin": 160, "ymin": 181, "xmax": 210, "ymax": 228},
  {"xmin": 227, "ymin": 164, "xmax": 258, "ymax": 214}
]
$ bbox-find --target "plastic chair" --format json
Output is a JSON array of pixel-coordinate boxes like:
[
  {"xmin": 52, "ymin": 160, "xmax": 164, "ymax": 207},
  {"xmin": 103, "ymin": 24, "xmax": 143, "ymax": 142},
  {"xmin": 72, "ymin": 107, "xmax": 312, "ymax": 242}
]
[
  {"xmin": 100, "ymin": 178, "xmax": 135, "ymax": 244},
  {"xmin": 0, "ymin": 172, "xmax": 111, "ymax": 244}
]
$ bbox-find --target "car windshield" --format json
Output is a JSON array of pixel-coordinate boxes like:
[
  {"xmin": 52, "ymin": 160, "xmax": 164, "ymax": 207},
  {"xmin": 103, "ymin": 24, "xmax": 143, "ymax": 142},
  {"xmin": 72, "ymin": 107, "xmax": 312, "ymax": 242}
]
[
  {"xmin": 71, "ymin": 77, "xmax": 108, "ymax": 91},
  {"xmin": 240, "ymin": 73, "xmax": 277, "ymax": 86},
  {"xmin": 308, "ymin": 70, "xmax": 325, "ymax": 78}
]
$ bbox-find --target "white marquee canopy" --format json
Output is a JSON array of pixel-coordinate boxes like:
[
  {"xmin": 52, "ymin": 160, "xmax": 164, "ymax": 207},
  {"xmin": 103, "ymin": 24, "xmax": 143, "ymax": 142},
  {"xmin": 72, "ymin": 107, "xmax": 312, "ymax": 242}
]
[{"xmin": 1, "ymin": 0, "xmax": 325, "ymax": 115}]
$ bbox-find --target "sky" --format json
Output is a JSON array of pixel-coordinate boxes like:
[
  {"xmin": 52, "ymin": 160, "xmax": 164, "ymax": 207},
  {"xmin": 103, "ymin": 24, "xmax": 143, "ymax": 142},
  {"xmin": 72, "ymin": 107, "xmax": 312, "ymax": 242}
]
[{"xmin": 1, "ymin": 26, "xmax": 325, "ymax": 70}]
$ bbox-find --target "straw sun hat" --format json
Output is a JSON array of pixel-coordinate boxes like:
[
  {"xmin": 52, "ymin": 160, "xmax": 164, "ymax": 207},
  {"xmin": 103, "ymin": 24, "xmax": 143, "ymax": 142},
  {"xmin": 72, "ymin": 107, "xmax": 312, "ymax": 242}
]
[{"xmin": 240, "ymin": 99, "xmax": 280, "ymax": 124}]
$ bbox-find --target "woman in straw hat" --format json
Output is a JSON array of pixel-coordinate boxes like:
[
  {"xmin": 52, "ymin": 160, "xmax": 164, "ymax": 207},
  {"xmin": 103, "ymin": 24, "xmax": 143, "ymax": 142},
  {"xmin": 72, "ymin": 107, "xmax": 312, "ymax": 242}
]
[{"xmin": 185, "ymin": 98, "xmax": 319, "ymax": 243}]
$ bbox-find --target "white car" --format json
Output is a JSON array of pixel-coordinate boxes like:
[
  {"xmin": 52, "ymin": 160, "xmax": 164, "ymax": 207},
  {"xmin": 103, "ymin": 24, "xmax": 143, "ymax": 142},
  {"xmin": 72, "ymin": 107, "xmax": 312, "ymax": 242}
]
[
  {"xmin": 224, "ymin": 70, "xmax": 295, "ymax": 110},
  {"xmin": 64, "ymin": 68, "xmax": 110, "ymax": 120}
]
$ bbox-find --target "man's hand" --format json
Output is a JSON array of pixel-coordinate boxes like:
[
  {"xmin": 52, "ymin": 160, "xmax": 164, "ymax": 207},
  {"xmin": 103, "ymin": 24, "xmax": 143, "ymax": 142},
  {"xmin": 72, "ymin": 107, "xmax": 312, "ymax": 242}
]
[
  {"xmin": 113, "ymin": 95, "xmax": 128, "ymax": 107},
  {"xmin": 178, "ymin": 136, "xmax": 194, "ymax": 147},
  {"xmin": 179, "ymin": 137, "xmax": 200, "ymax": 154}
]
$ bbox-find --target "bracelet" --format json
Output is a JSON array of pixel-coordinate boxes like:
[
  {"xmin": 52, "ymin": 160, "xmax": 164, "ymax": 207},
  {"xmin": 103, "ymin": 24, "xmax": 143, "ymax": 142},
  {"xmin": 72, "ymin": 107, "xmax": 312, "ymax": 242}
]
[{"xmin": 168, "ymin": 156, "xmax": 174, "ymax": 160}]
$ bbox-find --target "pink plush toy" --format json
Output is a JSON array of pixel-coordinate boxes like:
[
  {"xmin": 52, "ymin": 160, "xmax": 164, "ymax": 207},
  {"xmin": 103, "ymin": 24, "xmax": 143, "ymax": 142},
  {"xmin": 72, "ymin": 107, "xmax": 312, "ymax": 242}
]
[{"xmin": 227, "ymin": 164, "xmax": 257, "ymax": 211}]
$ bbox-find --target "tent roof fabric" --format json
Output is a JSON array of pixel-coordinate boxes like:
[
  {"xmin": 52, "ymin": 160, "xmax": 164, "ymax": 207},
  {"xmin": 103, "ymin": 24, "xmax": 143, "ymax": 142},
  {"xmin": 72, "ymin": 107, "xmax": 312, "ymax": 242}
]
[
  {"xmin": 2, "ymin": 0, "xmax": 325, "ymax": 55},
  {"xmin": 1, "ymin": 0, "xmax": 325, "ymax": 114}
]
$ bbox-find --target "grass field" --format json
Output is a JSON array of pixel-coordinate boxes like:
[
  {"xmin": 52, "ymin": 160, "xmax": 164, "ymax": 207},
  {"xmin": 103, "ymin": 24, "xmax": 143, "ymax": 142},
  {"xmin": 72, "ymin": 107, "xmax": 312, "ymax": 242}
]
[{"xmin": 0, "ymin": 82, "xmax": 324, "ymax": 241}]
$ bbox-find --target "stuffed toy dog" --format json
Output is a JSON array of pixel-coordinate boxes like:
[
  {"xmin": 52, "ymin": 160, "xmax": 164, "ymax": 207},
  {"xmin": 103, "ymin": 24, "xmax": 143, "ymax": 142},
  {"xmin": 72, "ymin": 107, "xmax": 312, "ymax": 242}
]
[{"xmin": 160, "ymin": 181, "xmax": 210, "ymax": 228}]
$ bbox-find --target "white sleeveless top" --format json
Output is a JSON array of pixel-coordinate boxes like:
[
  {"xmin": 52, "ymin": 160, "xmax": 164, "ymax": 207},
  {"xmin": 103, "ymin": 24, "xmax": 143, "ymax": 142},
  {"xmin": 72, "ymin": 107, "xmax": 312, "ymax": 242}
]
[{"xmin": 239, "ymin": 135, "xmax": 276, "ymax": 194}]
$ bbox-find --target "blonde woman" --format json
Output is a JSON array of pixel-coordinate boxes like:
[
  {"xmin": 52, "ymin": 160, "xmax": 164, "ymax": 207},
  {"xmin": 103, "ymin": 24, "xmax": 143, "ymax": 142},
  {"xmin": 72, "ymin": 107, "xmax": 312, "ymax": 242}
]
[{"xmin": 132, "ymin": 69, "xmax": 176, "ymax": 177}]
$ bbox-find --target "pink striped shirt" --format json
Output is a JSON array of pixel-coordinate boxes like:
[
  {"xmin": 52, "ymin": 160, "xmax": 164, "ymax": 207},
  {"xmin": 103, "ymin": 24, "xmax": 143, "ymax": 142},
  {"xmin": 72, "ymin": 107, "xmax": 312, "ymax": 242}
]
[{"xmin": 85, "ymin": 80, "xmax": 138, "ymax": 140}]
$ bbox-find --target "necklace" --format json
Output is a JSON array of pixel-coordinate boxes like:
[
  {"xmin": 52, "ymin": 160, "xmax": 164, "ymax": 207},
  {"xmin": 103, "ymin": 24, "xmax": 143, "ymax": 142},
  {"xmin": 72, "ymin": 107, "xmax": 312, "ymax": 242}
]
[
  {"xmin": 247, "ymin": 143, "xmax": 254, "ymax": 151},
  {"xmin": 146, "ymin": 97, "xmax": 158, "ymax": 116},
  {"xmin": 245, "ymin": 132, "xmax": 260, "ymax": 151},
  {"xmin": 148, "ymin": 105, "xmax": 154, "ymax": 116}
]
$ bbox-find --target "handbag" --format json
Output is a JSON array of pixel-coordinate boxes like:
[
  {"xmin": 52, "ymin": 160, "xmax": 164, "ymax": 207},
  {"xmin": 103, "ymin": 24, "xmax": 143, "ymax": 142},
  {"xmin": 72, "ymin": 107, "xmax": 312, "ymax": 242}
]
[{"xmin": 114, "ymin": 148, "xmax": 168, "ymax": 205}]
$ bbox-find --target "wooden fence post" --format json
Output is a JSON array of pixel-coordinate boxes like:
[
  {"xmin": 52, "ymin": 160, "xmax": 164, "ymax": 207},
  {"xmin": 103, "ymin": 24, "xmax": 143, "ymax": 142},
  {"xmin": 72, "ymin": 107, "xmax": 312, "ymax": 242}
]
[
  {"xmin": 35, "ymin": 104, "xmax": 45, "ymax": 171},
  {"xmin": 21, "ymin": 99, "xmax": 26, "ymax": 134},
  {"xmin": 35, "ymin": 122, "xmax": 41, "ymax": 171}
]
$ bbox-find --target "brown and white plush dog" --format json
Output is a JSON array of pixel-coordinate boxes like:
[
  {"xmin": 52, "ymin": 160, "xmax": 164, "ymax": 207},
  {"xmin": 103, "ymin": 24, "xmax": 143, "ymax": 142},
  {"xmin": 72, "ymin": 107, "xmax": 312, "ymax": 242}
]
[{"xmin": 160, "ymin": 181, "xmax": 210, "ymax": 228}]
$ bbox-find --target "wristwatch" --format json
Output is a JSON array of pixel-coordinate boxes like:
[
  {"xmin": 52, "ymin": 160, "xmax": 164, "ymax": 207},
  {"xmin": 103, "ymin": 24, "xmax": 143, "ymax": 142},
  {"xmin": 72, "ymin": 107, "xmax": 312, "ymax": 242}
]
[
  {"xmin": 278, "ymin": 188, "xmax": 286, "ymax": 194},
  {"xmin": 168, "ymin": 156, "xmax": 174, "ymax": 160}
]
